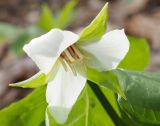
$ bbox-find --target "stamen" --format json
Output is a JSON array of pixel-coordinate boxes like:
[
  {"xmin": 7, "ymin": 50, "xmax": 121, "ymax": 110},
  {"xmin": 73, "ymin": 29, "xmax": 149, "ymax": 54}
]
[
  {"xmin": 72, "ymin": 45, "xmax": 83, "ymax": 60},
  {"xmin": 60, "ymin": 52, "xmax": 71, "ymax": 64},
  {"xmin": 64, "ymin": 49, "xmax": 75, "ymax": 63},
  {"xmin": 59, "ymin": 58, "xmax": 68, "ymax": 72},
  {"xmin": 67, "ymin": 47, "xmax": 79, "ymax": 60},
  {"xmin": 59, "ymin": 44, "xmax": 84, "ymax": 76},
  {"xmin": 68, "ymin": 63, "xmax": 77, "ymax": 76}
]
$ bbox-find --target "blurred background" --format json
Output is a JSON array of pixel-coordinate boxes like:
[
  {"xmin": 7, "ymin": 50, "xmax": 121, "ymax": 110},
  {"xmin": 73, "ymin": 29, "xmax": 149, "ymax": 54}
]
[{"xmin": 0, "ymin": 0, "xmax": 160, "ymax": 109}]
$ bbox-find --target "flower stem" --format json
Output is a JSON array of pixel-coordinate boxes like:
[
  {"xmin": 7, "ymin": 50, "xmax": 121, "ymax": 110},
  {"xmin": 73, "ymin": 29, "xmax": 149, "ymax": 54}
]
[{"xmin": 88, "ymin": 80, "xmax": 125, "ymax": 126}]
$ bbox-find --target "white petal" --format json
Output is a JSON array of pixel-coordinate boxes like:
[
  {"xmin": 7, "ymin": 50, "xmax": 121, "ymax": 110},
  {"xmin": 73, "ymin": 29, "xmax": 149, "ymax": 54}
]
[
  {"xmin": 59, "ymin": 31, "xmax": 79, "ymax": 54},
  {"xmin": 23, "ymin": 29, "xmax": 79, "ymax": 74},
  {"xmin": 80, "ymin": 29, "xmax": 129, "ymax": 71},
  {"xmin": 46, "ymin": 65, "xmax": 86, "ymax": 124}
]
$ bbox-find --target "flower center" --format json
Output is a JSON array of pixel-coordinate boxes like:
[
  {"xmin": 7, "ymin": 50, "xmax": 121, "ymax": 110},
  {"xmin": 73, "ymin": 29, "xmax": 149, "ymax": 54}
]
[{"xmin": 60, "ymin": 44, "xmax": 83, "ymax": 75}]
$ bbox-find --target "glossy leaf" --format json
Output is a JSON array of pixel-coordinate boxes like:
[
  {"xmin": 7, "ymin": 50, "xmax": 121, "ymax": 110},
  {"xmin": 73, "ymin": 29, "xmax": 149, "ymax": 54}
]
[
  {"xmin": 113, "ymin": 69, "xmax": 160, "ymax": 124},
  {"xmin": 119, "ymin": 98, "xmax": 160, "ymax": 125},
  {"xmin": 114, "ymin": 69, "xmax": 160, "ymax": 109},
  {"xmin": 119, "ymin": 36, "xmax": 150, "ymax": 70}
]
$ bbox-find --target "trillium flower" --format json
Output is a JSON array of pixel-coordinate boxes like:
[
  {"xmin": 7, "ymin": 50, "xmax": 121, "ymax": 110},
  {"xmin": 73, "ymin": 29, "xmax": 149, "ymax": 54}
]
[
  {"xmin": 10, "ymin": 3, "xmax": 129, "ymax": 124},
  {"xmin": 23, "ymin": 28, "xmax": 129, "ymax": 124}
]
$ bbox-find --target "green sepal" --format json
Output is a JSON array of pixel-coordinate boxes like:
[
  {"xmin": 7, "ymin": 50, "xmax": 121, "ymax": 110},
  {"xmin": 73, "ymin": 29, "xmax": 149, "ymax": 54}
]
[
  {"xmin": 77, "ymin": 3, "xmax": 108, "ymax": 45},
  {"xmin": 10, "ymin": 72, "xmax": 47, "ymax": 88}
]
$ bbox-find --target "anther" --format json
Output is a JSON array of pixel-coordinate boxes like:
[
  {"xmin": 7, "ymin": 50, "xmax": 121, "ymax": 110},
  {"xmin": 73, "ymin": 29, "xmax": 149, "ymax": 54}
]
[
  {"xmin": 71, "ymin": 45, "xmax": 83, "ymax": 60},
  {"xmin": 67, "ymin": 47, "xmax": 79, "ymax": 60}
]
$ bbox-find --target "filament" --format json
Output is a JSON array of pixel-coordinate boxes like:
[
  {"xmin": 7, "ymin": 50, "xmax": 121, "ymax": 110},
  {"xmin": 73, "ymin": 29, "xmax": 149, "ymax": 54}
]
[{"xmin": 60, "ymin": 44, "xmax": 84, "ymax": 75}]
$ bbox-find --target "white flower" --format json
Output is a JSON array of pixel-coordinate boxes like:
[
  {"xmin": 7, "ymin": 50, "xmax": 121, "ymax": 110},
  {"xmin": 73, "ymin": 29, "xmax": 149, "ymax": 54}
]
[{"xmin": 23, "ymin": 28, "xmax": 129, "ymax": 124}]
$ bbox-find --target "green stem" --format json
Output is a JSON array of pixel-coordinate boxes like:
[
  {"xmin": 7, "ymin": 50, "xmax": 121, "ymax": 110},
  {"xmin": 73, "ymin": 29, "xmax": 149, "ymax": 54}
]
[{"xmin": 88, "ymin": 80, "xmax": 124, "ymax": 126}]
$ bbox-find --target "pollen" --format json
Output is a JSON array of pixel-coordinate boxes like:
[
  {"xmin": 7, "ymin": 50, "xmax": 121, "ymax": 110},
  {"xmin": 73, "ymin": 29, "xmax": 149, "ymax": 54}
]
[{"xmin": 60, "ymin": 44, "xmax": 83, "ymax": 75}]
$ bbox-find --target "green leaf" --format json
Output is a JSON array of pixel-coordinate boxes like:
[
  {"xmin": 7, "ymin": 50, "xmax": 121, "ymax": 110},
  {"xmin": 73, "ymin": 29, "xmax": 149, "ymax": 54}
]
[
  {"xmin": 77, "ymin": 3, "xmax": 108, "ymax": 45},
  {"xmin": 46, "ymin": 85, "xmax": 115, "ymax": 126},
  {"xmin": 87, "ymin": 68, "xmax": 126, "ymax": 99},
  {"xmin": 85, "ymin": 85, "xmax": 115, "ymax": 126},
  {"xmin": 56, "ymin": 0, "xmax": 78, "ymax": 29},
  {"xmin": 38, "ymin": 4, "xmax": 54, "ymax": 31},
  {"xmin": 0, "ymin": 23, "xmax": 23, "ymax": 42},
  {"xmin": 10, "ymin": 32, "xmax": 31, "ymax": 55},
  {"xmin": 114, "ymin": 69, "xmax": 160, "ymax": 109},
  {"xmin": 10, "ymin": 72, "xmax": 47, "ymax": 88},
  {"xmin": 119, "ymin": 36, "xmax": 150, "ymax": 70},
  {"xmin": 113, "ymin": 69, "xmax": 160, "ymax": 124},
  {"xmin": 101, "ymin": 87, "xmax": 121, "ymax": 117},
  {"xmin": 119, "ymin": 98, "xmax": 160, "ymax": 125},
  {"xmin": 0, "ymin": 86, "xmax": 47, "ymax": 126},
  {"xmin": 120, "ymin": 109, "xmax": 145, "ymax": 126}
]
